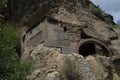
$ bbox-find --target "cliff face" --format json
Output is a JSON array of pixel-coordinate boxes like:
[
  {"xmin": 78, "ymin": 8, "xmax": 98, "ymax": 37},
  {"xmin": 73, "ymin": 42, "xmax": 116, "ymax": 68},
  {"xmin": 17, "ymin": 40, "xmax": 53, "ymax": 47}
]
[
  {"xmin": 12, "ymin": 0, "xmax": 115, "ymax": 27},
  {"xmin": 12, "ymin": 0, "xmax": 120, "ymax": 80}
]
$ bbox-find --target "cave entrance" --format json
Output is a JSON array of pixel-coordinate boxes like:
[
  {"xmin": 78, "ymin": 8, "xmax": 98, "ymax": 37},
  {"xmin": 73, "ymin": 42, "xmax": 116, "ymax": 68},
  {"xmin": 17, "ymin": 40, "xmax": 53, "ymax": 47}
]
[
  {"xmin": 78, "ymin": 39, "xmax": 113, "ymax": 57},
  {"xmin": 79, "ymin": 43, "xmax": 96, "ymax": 57}
]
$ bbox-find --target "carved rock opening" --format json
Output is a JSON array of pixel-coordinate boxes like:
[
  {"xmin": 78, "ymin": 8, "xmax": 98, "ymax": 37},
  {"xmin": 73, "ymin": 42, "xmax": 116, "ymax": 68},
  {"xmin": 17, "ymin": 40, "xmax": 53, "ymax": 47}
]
[
  {"xmin": 79, "ymin": 43, "xmax": 96, "ymax": 57},
  {"xmin": 63, "ymin": 27, "xmax": 67, "ymax": 32},
  {"xmin": 78, "ymin": 39, "xmax": 113, "ymax": 57},
  {"xmin": 81, "ymin": 32, "xmax": 91, "ymax": 39}
]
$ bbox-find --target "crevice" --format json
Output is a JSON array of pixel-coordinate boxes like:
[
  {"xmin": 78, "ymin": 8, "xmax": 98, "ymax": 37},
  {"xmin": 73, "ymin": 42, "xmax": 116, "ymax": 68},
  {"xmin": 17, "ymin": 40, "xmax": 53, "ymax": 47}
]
[
  {"xmin": 47, "ymin": 17, "xmax": 59, "ymax": 24},
  {"xmin": 113, "ymin": 59, "xmax": 120, "ymax": 76},
  {"xmin": 81, "ymin": 32, "xmax": 91, "ymax": 39}
]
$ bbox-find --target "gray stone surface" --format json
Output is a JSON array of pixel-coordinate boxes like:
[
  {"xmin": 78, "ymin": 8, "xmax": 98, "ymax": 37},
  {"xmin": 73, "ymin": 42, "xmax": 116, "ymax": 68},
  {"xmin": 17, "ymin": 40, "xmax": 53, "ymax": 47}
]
[
  {"xmin": 58, "ymin": 33, "xmax": 68, "ymax": 40},
  {"xmin": 44, "ymin": 40, "xmax": 59, "ymax": 47},
  {"xmin": 45, "ymin": 71, "xmax": 60, "ymax": 80},
  {"xmin": 16, "ymin": 0, "xmax": 120, "ymax": 79},
  {"xmin": 111, "ymin": 28, "xmax": 120, "ymax": 55},
  {"xmin": 26, "ymin": 44, "xmax": 96, "ymax": 80},
  {"xmin": 83, "ymin": 26, "xmax": 117, "ymax": 41}
]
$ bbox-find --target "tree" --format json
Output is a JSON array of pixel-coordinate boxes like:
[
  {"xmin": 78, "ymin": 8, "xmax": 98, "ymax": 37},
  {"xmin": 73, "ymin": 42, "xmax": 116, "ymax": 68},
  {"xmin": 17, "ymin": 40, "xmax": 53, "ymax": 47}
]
[
  {"xmin": 0, "ymin": 1, "xmax": 30, "ymax": 79},
  {"xmin": 0, "ymin": 0, "xmax": 8, "ymax": 15},
  {"xmin": 0, "ymin": 23, "xmax": 31, "ymax": 80}
]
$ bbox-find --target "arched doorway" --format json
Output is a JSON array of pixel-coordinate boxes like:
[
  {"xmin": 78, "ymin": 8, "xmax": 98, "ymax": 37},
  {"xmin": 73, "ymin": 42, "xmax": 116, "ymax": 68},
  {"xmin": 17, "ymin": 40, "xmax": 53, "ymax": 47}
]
[
  {"xmin": 79, "ymin": 43, "xmax": 96, "ymax": 57},
  {"xmin": 78, "ymin": 39, "xmax": 113, "ymax": 57},
  {"xmin": 78, "ymin": 39, "xmax": 114, "ymax": 79}
]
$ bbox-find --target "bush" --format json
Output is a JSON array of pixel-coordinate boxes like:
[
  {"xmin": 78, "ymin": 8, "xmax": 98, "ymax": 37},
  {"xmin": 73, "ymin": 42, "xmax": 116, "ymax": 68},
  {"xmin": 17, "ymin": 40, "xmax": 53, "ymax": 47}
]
[
  {"xmin": 0, "ymin": 0, "xmax": 8, "ymax": 15},
  {"xmin": 60, "ymin": 57, "xmax": 81, "ymax": 80},
  {"xmin": 0, "ymin": 23, "xmax": 31, "ymax": 80}
]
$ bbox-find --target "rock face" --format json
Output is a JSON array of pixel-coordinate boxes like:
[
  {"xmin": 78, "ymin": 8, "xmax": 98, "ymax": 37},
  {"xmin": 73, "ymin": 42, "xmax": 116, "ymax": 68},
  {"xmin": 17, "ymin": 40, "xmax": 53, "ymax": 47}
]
[
  {"xmin": 26, "ymin": 44, "xmax": 96, "ymax": 80},
  {"xmin": 11, "ymin": 0, "xmax": 120, "ymax": 80}
]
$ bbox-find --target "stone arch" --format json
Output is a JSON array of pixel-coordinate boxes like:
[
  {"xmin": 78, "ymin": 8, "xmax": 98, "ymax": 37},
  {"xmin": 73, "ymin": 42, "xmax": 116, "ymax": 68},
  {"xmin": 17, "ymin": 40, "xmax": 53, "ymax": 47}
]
[{"xmin": 78, "ymin": 39, "xmax": 113, "ymax": 57}]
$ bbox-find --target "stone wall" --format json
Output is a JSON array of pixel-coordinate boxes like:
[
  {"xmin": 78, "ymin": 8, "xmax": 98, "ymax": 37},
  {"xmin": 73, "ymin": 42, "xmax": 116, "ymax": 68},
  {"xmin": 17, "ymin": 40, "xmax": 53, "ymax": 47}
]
[
  {"xmin": 22, "ymin": 18, "xmax": 80, "ymax": 54},
  {"xmin": 22, "ymin": 16, "xmax": 115, "ymax": 56}
]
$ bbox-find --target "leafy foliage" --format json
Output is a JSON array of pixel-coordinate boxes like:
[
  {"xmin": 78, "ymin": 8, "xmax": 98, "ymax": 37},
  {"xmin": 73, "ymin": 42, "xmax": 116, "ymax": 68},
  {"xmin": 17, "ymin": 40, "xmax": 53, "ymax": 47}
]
[
  {"xmin": 0, "ymin": 0, "xmax": 8, "ymax": 25},
  {"xmin": 60, "ymin": 57, "xmax": 81, "ymax": 80},
  {"xmin": 0, "ymin": 23, "xmax": 31, "ymax": 80},
  {"xmin": 0, "ymin": 0, "xmax": 8, "ymax": 15},
  {"xmin": 0, "ymin": 0, "xmax": 31, "ymax": 79}
]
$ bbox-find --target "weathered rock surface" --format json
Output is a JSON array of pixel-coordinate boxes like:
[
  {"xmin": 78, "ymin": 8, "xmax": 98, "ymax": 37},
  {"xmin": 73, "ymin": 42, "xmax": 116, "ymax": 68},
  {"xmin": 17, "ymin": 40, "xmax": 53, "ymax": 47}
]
[
  {"xmin": 11, "ymin": 0, "xmax": 120, "ymax": 80},
  {"xmin": 26, "ymin": 44, "xmax": 96, "ymax": 80},
  {"xmin": 24, "ymin": 44, "xmax": 120, "ymax": 80}
]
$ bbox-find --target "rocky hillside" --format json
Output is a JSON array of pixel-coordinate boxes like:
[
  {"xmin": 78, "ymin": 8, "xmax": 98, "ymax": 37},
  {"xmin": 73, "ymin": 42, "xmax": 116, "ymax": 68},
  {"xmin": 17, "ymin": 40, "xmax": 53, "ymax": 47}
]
[{"xmin": 11, "ymin": 0, "xmax": 120, "ymax": 80}]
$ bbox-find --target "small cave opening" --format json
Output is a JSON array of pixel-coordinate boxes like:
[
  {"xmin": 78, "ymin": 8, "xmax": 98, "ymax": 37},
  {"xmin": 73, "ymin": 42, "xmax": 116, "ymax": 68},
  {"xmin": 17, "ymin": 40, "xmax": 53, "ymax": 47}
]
[
  {"xmin": 63, "ymin": 27, "xmax": 67, "ymax": 32},
  {"xmin": 79, "ymin": 43, "xmax": 96, "ymax": 57},
  {"xmin": 15, "ymin": 45, "xmax": 21, "ymax": 58},
  {"xmin": 81, "ymin": 32, "xmax": 91, "ymax": 39},
  {"xmin": 22, "ymin": 35, "xmax": 26, "ymax": 42},
  {"xmin": 47, "ymin": 17, "xmax": 58, "ymax": 24}
]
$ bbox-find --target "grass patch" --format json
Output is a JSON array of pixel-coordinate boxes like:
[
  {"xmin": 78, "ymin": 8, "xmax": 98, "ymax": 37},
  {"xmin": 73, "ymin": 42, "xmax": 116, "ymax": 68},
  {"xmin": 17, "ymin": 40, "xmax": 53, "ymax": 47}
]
[{"xmin": 60, "ymin": 57, "xmax": 81, "ymax": 80}]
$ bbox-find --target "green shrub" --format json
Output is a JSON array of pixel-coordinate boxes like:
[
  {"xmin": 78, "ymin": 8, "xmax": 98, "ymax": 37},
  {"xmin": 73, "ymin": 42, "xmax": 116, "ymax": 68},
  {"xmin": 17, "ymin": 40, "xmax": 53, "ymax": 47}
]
[
  {"xmin": 0, "ymin": 0, "xmax": 8, "ymax": 15},
  {"xmin": 60, "ymin": 57, "xmax": 81, "ymax": 80},
  {"xmin": 0, "ymin": 23, "xmax": 31, "ymax": 80}
]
